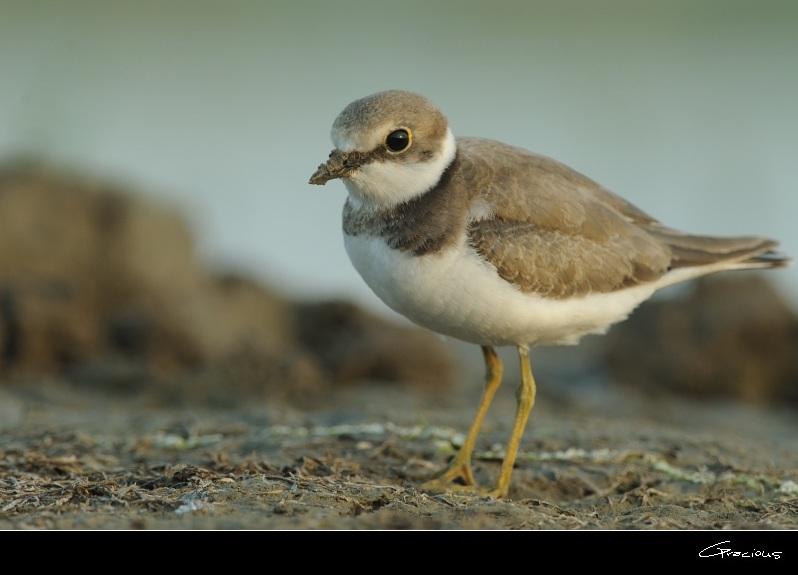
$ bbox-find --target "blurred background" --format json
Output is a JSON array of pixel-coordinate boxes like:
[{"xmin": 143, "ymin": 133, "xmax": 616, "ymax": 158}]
[
  {"xmin": 3, "ymin": 0, "xmax": 796, "ymax": 314},
  {"xmin": 1, "ymin": 0, "xmax": 797, "ymax": 410}
]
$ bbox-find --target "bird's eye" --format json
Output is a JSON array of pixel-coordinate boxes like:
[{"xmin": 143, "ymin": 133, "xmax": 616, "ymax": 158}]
[{"xmin": 385, "ymin": 129, "xmax": 411, "ymax": 152}]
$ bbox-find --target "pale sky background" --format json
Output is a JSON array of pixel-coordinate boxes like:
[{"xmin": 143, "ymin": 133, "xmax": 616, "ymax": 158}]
[{"xmin": 2, "ymin": 0, "xmax": 797, "ymax": 322}]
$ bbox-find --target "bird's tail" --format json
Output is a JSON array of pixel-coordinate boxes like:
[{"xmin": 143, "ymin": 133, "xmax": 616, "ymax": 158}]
[{"xmin": 646, "ymin": 227, "xmax": 792, "ymax": 270}]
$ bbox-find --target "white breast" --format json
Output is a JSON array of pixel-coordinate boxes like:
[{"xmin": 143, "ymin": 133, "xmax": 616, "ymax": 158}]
[{"xmin": 344, "ymin": 234, "xmax": 660, "ymax": 347}]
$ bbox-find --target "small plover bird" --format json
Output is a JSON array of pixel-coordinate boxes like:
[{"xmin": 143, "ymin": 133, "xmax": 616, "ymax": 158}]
[{"xmin": 309, "ymin": 90, "xmax": 791, "ymax": 499}]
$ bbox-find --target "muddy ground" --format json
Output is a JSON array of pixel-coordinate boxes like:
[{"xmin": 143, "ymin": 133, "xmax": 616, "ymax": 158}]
[{"xmin": 1, "ymin": 345, "xmax": 796, "ymax": 532}]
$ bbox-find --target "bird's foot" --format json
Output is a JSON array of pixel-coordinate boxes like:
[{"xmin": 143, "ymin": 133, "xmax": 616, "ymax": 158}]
[
  {"xmin": 420, "ymin": 460, "xmax": 508, "ymax": 498},
  {"xmin": 420, "ymin": 460, "xmax": 476, "ymax": 493},
  {"xmin": 420, "ymin": 461, "xmax": 512, "ymax": 499}
]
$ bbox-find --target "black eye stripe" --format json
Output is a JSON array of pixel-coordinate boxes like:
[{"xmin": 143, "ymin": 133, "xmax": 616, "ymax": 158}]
[{"xmin": 385, "ymin": 129, "xmax": 411, "ymax": 152}]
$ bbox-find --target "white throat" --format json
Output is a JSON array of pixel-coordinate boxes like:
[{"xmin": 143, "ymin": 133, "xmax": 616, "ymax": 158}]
[{"xmin": 343, "ymin": 128, "xmax": 457, "ymax": 210}]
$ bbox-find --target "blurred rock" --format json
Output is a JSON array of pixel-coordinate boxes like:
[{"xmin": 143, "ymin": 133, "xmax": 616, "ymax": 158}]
[
  {"xmin": 295, "ymin": 300, "xmax": 456, "ymax": 390},
  {"xmin": 604, "ymin": 275, "xmax": 798, "ymax": 405},
  {"xmin": 0, "ymin": 164, "xmax": 455, "ymax": 403}
]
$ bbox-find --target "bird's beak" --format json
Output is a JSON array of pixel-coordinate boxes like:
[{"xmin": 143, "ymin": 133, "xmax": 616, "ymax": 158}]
[{"xmin": 308, "ymin": 149, "xmax": 363, "ymax": 185}]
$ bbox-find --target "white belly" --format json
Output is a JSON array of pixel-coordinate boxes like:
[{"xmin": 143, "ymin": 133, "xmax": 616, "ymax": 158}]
[{"xmin": 344, "ymin": 234, "xmax": 659, "ymax": 347}]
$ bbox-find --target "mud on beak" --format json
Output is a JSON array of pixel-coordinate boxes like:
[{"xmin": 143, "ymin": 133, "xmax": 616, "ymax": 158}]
[{"xmin": 308, "ymin": 149, "xmax": 364, "ymax": 185}]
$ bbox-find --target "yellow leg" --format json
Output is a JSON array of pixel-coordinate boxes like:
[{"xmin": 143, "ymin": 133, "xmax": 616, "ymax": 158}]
[
  {"xmin": 421, "ymin": 345, "xmax": 503, "ymax": 492},
  {"xmin": 488, "ymin": 344, "xmax": 536, "ymax": 498}
]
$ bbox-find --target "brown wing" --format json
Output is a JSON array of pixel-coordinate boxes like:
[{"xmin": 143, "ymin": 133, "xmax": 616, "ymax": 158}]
[{"xmin": 459, "ymin": 137, "xmax": 785, "ymax": 298}]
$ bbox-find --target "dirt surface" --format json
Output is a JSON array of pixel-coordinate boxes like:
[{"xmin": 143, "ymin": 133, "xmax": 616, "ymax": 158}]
[{"xmin": 2, "ymin": 355, "xmax": 797, "ymax": 531}]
